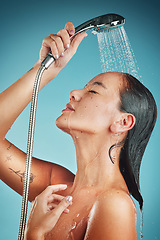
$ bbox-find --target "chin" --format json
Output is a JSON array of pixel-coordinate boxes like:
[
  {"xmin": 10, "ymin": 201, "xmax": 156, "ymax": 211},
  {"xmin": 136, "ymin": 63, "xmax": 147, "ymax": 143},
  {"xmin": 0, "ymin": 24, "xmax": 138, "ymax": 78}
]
[
  {"xmin": 56, "ymin": 112, "xmax": 101, "ymax": 135},
  {"xmin": 56, "ymin": 114, "xmax": 70, "ymax": 134}
]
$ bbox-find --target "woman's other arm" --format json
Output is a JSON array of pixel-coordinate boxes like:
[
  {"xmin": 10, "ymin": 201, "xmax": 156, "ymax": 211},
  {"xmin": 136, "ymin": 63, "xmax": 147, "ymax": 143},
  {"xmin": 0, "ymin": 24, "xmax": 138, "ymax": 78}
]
[{"xmin": 24, "ymin": 184, "xmax": 73, "ymax": 240}]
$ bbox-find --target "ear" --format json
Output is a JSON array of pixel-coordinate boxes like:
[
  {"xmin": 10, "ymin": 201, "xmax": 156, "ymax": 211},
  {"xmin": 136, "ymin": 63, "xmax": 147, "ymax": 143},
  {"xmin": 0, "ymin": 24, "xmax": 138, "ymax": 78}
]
[{"xmin": 110, "ymin": 113, "xmax": 136, "ymax": 134}]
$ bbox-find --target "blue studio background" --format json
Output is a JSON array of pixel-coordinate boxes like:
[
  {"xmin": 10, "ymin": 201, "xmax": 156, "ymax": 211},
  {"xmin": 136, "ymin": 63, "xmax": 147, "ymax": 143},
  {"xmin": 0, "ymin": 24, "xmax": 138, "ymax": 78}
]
[{"xmin": 0, "ymin": 0, "xmax": 160, "ymax": 239}]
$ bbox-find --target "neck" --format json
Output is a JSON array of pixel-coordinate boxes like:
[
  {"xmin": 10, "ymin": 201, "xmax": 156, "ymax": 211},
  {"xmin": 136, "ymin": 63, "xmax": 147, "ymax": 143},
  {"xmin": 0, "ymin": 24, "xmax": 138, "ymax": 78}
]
[{"xmin": 70, "ymin": 130, "xmax": 124, "ymax": 192}]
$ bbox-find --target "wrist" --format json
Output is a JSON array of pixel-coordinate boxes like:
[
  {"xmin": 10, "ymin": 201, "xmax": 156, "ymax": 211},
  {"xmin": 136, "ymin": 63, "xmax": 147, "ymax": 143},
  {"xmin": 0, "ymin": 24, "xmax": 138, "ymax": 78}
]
[
  {"xmin": 35, "ymin": 59, "xmax": 62, "ymax": 83},
  {"xmin": 26, "ymin": 227, "xmax": 44, "ymax": 240}
]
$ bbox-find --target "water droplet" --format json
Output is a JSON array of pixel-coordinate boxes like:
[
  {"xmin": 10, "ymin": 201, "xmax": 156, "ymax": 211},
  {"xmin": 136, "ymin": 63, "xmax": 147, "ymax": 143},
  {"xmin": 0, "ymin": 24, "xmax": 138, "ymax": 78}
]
[{"xmin": 71, "ymin": 222, "xmax": 77, "ymax": 230}]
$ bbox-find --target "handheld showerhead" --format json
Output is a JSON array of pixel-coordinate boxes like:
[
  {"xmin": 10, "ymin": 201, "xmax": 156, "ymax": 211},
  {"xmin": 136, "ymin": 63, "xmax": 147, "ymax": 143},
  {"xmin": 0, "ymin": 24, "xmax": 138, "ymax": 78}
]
[
  {"xmin": 75, "ymin": 13, "xmax": 125, "ymax": 35},
  {"xmin": 42, "ymin": 13, "xmax": 125, "ymax": 69}
]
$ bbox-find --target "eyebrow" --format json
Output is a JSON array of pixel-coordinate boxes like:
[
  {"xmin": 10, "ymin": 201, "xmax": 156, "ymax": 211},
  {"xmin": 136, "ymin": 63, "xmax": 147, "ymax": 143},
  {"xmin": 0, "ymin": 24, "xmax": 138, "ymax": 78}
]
[{"xmin": 85, "ymin": 81, "xmax": 107, "ymax": 89}]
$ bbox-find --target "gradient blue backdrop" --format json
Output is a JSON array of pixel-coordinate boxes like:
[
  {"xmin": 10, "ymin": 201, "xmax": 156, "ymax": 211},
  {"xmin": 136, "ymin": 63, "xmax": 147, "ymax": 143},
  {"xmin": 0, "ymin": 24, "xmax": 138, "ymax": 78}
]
[{"xmin": 0, "ymin": 0, "xmax": 160, "ymax": 239}]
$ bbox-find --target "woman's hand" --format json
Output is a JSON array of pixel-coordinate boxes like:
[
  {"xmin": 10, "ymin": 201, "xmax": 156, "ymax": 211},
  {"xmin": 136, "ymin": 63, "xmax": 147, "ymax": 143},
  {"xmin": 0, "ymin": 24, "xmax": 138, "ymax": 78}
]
[
  {"xmin": 38, "ymin": 22, "xmax": 87, "ymax": 78},
  {"xmin": 25, "ymin": 184, "xmax": 73, "ymax": 240}
]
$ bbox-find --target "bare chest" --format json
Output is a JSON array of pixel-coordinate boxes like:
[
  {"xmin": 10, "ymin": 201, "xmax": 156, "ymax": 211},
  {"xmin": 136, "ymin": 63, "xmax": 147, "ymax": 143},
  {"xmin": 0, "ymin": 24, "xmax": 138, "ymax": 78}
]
[{"xmin": 44, "ymin": 193, "xmax": 95, "ymax": 240}]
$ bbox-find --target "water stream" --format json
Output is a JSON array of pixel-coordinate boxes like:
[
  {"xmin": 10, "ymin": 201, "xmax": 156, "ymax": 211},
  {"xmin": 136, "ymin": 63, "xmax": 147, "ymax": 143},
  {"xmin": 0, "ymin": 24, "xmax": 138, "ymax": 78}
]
[
  {"xmin": 97, "ymin": 26, "xmax": 143, "ymax": 239},
  {"xmin": 96, "ymin": 26, "xmax": 141, "ymax": 80}
]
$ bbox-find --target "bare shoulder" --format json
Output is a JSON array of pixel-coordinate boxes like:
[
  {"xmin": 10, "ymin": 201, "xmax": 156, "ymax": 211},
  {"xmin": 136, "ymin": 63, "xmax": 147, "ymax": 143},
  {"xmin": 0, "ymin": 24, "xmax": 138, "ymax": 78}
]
[
  {"xmin": 97, "ymin": 189, "xmax": 137, "ymax": 215},
  {"xmin": 84, "ymin": 189, "xmax": 137, "ymax": 240}
]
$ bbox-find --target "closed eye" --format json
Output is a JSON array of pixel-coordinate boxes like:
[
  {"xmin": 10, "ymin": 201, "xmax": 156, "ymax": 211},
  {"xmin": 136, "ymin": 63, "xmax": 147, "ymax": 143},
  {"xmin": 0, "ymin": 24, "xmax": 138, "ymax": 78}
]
[{"xmin": 88, "ymin": 90, "xmax": 97, "ymax": 94}]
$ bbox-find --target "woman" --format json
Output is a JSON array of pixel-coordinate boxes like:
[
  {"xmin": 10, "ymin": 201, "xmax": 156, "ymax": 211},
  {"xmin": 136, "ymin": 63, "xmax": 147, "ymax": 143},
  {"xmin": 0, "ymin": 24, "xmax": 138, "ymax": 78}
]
[{"xmin": 0, "ymin": 22, "xmax": 157, "ymax": 239}]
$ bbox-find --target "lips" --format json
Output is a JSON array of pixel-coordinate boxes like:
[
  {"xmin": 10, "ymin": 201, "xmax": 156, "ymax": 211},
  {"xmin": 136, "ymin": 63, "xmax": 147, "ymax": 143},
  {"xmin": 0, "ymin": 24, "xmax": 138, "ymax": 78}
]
[{"xmin": 62, "ymin": 103, "xmax": 75, "ymax": 112}]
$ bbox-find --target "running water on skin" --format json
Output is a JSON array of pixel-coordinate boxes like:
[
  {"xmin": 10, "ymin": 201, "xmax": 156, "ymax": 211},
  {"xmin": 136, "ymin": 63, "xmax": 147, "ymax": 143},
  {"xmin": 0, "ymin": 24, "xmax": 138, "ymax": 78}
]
[{"xmin": 96, "ymin": 26, "xmax": 142, "ymax": 80}]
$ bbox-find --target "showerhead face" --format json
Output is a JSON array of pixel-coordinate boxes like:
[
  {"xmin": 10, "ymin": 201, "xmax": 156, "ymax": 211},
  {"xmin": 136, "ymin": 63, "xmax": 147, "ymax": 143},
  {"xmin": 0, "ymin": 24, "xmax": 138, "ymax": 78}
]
[{"xmin": 75, "ymin": 13, "xmax": 125, "ymax": 35}]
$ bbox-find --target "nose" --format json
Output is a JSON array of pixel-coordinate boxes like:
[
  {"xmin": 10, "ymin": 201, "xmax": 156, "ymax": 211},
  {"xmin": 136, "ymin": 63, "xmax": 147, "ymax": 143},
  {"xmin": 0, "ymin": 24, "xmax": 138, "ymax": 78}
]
[{"xmin": 69, "ymin": 89, "xmax": 83, "ymax": 102}]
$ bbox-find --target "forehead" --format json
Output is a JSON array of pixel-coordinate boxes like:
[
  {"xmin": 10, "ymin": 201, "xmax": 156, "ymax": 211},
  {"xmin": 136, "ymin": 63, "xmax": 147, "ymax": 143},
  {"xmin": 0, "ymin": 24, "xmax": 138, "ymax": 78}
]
[{"xmin": 87, "ymin": 72, "xmax": 123, "ymax": 90}]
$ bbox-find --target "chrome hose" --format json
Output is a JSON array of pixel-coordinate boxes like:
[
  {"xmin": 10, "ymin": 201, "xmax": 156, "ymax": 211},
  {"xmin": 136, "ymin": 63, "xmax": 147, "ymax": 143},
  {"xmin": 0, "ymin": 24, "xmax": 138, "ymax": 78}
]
[{"xmin": 18, "ymin": 65, "xmax": 46, "ymax": 240}]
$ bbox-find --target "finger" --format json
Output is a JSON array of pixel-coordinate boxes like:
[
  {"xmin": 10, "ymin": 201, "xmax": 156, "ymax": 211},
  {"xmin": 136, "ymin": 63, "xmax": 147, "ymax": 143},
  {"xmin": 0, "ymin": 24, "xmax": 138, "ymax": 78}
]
[
  {"xmin": 50, "ymin": 34, "xmax": 65, "ymax": 57},
  {"xmin": 37, "ymin": 184, "xmax": 67, "ymax": 201},
  {"xmin": 50, "ymin": 196, "xmax": 73, "ymax": 220},
  {"xmin": 39, "ymin": 40, "xmax": 51, "ymax": 61},
  {"xmin": 45, "ymin": 184, "xmax": 68, "ymax": 195},
  {"xmin": 65, "ymin": 22, "xmax": 75, "ymax": 36},
  {"xmin": 47, "ymin": 203, "xmax": 69, "ymax": 213},
  {"xmin": 57, "ymin": 29, "xmax": 70, "ymax": 50},
  {"xmin": 47, "ymin": 194, "xmax": 65, "ymax": 204},
  {"xmin": 71, "ymin": 32, "xmax": 88, "ymax": 51},
  {"xmin": 40, "ymin": 36, "xmax": 59, "ymax": 60},
  {"xmin": 48, "ymin": 184, "xmax": 68, "ymax": 193},
  {"xmin": 47, "ymin": 203, "xmax": 58, "ymax": 211}
]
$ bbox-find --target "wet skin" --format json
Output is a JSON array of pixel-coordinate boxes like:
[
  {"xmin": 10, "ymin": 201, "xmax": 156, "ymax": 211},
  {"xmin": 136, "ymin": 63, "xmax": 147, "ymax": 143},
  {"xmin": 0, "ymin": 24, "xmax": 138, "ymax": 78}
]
[
  {"xmin": 0, "ymin": 70, "xmax": 137, "ymax": 239},
  {"xmin": 0, "ymin": 22, "xmax": 137, "ymax": 239},
  {"xmin": 56, "ymin": 72, "xmax": 123, "ymax": 135},
  {"xmin": 44, "ymin": 182, "xmax": 136, "ymax": 240},
  {"xmin": 44, "ymin": 72, "xmax": 137, "ymax": 240},
  {"xmin": 44, "ymin": 186, "xmax": 96, "ymax": 240}
]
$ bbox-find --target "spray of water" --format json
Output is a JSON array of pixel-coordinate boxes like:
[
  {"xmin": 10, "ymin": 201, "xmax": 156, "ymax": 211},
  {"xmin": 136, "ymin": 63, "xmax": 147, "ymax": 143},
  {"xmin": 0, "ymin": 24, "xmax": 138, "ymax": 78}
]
[
  {"xmin": 97, "ymin": 26, "xmax": 144, "ymax": 239},
  {"xmin": 97, "ymin": 26, "xmax": 141, "ymax": 80}
]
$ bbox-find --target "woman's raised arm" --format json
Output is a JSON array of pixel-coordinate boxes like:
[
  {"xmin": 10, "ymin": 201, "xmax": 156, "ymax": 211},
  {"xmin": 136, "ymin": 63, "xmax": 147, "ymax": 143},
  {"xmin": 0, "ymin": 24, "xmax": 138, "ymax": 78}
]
[{"xmin": 0, "ymin": 22, "xmax": 87, "ymax": 201}]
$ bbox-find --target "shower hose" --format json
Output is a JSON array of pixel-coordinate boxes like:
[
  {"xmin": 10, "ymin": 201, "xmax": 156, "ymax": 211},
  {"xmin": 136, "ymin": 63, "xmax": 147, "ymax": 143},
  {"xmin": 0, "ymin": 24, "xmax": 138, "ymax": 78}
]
[{"xmin": 18, "ymin": 54, "xmax": 55, "ymax": 240}]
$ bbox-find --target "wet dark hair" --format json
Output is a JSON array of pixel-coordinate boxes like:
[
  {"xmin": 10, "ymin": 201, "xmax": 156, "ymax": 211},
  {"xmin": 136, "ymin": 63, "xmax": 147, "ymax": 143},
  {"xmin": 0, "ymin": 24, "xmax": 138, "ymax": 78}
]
[{"xmin": 118, "ymin": 73, "xmax": 157, "ymax": 210}]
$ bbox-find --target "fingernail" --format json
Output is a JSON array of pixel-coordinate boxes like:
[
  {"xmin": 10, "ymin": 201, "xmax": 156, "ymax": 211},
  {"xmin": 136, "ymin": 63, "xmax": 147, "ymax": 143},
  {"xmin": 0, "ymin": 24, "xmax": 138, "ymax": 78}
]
[
  {"xmin": 65, "ymin": 196, "xmax": 73, "ymax": 204},
  {"xmin": 55, "ymin": 54, "xmax": 59, "ymax": 59},
  {"xmin": 64, "ymin": 209, "xmax": 70, "ymax": 213},
  {"xmin": 66, "ymin": 44, "xmax": 70, "ymax": 49},
  {"xmin": 61, "ymin": 52, "xmax": 64, "ymax": 57},
  {"xmin": 70, "ymin": 30, "xmax": 74, "ymax": 35}
]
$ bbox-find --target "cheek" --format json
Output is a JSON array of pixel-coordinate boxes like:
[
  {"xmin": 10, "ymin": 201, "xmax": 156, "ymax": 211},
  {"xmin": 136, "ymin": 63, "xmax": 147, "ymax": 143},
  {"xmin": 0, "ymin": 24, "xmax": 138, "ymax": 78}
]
[
  {"xmin": 75, "ymin": 98, "xmax": 99, "ymax": 119},
  {"xmin": 70, "ymin": 99, "xmax": 112, "ymax": 132},
  {"xmin": 56, "ymin": 97, "xmax": 118, "ymax": 134}
]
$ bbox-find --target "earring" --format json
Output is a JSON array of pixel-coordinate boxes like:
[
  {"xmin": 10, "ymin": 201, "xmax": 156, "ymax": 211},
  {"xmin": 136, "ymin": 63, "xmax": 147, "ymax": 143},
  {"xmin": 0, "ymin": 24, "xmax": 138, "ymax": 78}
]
[{"xmin": 109, "ymin": 133, "xmax": 120, "ymax": 164}]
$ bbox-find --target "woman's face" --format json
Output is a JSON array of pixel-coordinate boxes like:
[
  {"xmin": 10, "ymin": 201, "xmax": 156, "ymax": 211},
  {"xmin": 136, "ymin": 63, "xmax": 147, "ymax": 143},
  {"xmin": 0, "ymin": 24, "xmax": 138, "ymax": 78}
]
[{"xmin": 56, "ymin": 72, "xmax": 123, "ymax": 135}]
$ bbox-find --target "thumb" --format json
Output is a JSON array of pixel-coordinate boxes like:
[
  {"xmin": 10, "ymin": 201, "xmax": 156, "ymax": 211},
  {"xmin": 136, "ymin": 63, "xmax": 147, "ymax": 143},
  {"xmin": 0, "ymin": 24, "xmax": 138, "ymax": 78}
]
[
  {"xmin": 65, "ymin": 22, "xmax": 75, "ymax": 36},
  {"xmin": 52, "ymin": 196, "xmax": 73, "ymax": 220}
]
